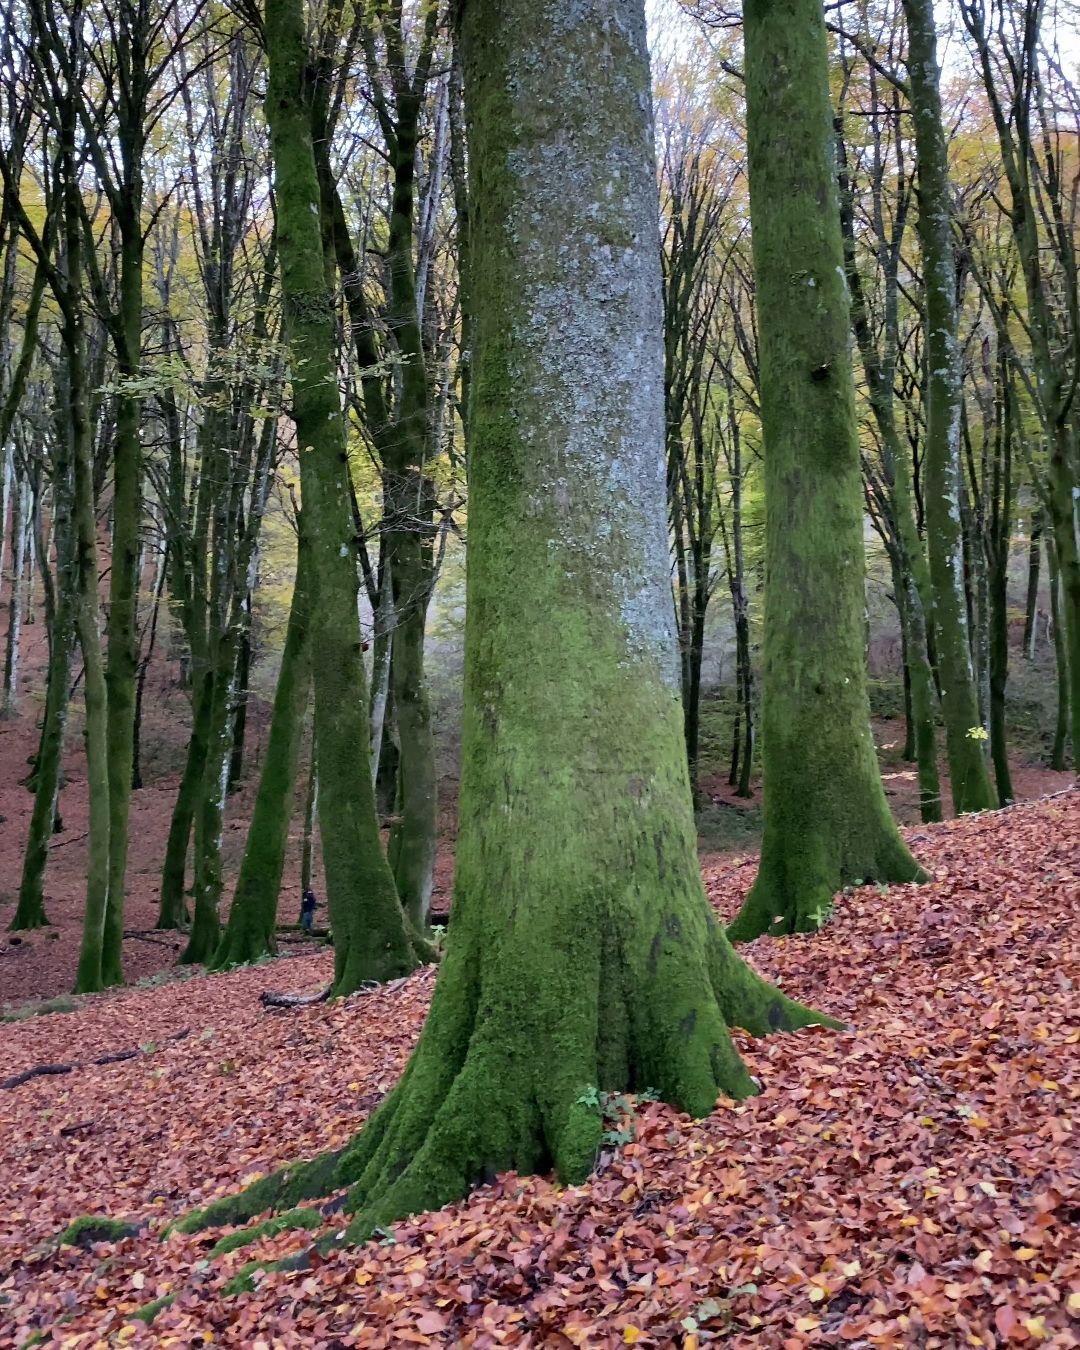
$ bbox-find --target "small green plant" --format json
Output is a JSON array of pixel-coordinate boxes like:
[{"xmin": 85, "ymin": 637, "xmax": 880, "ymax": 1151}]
[{"xmin": 575, "ymin": 1087, "xmax": 658, "ymax": 1149}]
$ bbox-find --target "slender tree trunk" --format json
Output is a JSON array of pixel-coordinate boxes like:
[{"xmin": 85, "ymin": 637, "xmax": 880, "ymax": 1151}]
[
  {"xmin": 300, "ymin": 739, "xmax": 317, "ymax": 900},
  {"xmin": 0, "ymin": 442, "xmax": 11, "ymax": 611},
  {"xmin": 902, "ymin": 0, "xmax": 995, "ymax": 813},
  {"xmin": 131, "ymin": 543, "xmax": 167, "ymax": 791},
  {"xmin": 99, "ymin": 225, "xmax": 145, "ymax": 989},
  {"xmin": 838, "ymin": 100, "xmax": 940, "ymax": 822},
  {"xmin": 64, "ymin": 197, "xmax": 112, "ymax": 994},
  {"xmin": 11, "ymin": 462, "xmax": 76, "ymax": 931},
  {"xmin": 156, "ymin": 672, "xmax": 210, "ymax": 929},
  {"xmin": 185, "ymin": 0, "xmax": 832, "ymax": 1243},
  {"xmin": 368, "ymin": 557, "xmax": 393, "ymax": 787},
  {"xmin": 1023, "ymin": 507, "xmax": 1042, "ymax": 658},
  {"xmin": 262, "ymin": 6, "xmax": 419, "ymax": 992},
  {"xmin": 901, "ymin": 623, "xmax": 916, "ymax": 763},
  {"xmin": 386, "ymin": 470, "xmax": 438, "ymax": 931},
  {"xmin": 728, "ymin": 0, "xmax": 924, "ymax": 942},
  {"xmin": 1046, "ymin": 426, "xmax": 1080, "ymax": 764},
  {"xmin": 1047, "ymin": 534, "xmax": 1070, "ymax": 770},
  {"xmin": 213, "ymin": 538, "xmax": 312, "ymax": 968},
  {"xmin": 2, "ymin": 468, "xmax": 28, "ymax": 719},
  {"xmin": 227, "ymin": 593, "xmax": 252, "ymax": 792},
  {"xmin": 179, "ymin": 649, "xmax": 237, "ymax": 965}
]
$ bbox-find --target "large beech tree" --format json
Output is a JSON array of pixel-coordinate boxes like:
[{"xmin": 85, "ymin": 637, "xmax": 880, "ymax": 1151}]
[
  {"xmin": 182, "ymin": 0, "xmax": 832, "ymax": 1242},
  {"xmin": 727, "ymin": 0, "xmax": 924, "ymax": 941}
]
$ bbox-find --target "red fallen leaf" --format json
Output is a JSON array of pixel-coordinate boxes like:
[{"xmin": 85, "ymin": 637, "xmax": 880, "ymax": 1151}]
[
  {"xmin": 995, "ymin": 1304, "xmax": 1018, "ymax": 1339},
  {"xmin": 415, "ymin": 1310, "xmax": 448, "ymax": 1334}
]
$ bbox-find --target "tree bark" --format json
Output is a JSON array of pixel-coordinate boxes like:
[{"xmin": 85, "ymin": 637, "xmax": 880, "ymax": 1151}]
[{"xmin": 728, "ymin": 0, "xmax": 925, "ymax": 942}]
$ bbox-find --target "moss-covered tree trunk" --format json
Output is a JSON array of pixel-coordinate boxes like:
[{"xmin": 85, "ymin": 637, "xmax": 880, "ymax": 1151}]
[
  {"xmin": 263, "ymin": 0, "xmax": 419, "ymax": 993},
  {"xmin": 186, "ymin": 0, "xmax": 834, "ymax": 1242},
  {"xmin": 727, "ymin": 0, "xmax": 924, "ymax": 942},
  {"xmin": 902, "ymin": 0, "xmax": 995, "ymax": 814},
  {"xmin": 64, "ymin": 151, "xmax": 113, "ymax": 996},
  {"xmin": 212, "ymin": 535, "xmax": 312, "ymax": 969},
  {"xmin": 11, "ymin": 460, "xmax": 76, "ymax": 930}
]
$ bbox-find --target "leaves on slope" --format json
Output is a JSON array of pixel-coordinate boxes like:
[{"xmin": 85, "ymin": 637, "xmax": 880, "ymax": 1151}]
[{"xmin": 1, "ymin": 794, "xmax": 1078, "ymax": 1348}]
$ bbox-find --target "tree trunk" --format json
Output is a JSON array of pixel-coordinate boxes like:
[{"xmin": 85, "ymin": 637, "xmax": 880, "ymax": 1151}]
[
  {"xmin": 156, "ymin": 673, "xmax": 210, "ymax": 929},
  {"xmin": 1046, "ymin": 425, "xmax": 1079, "ymax": 765},
  {"xmin": 179, "ymin": 653, "xmax": 235, "ymax": 965},
  {"xmin": 902, "ymin": 0, "xmax": 995, "ymax": 813},
  {"xmin": 227, "ymin": 594, "xmax": 252, "ymax": 792},
  {"xmin": 2, "ymin": 468, "xmax": 28, "ymax": 719},
  {"xmin": 131, "ymin": 542, "xmax": 168, "ymax": 791},
  {"xmin": 300, "ymin": 737, "xmax": 317, "ymax": 899},
  {"xmin": 262, "ymin": 3, "xmax": 419, "ymax": 992},
  {"xmin": 65, "ymin": 190, "xmax": 112, "ymax": 995},
  {"xmin": 1023, "ymin": 507, "xmax": 1042, "ymax": 659},
  {"xmin": 386, "ymin": 470, "xmax": 438, "ymax": 932},
  {"xmin": 213, "ymin": 537, "xmax": 312, "ymax": 969},
  {"xmin": 185, "ymin": 0, "xmax": 832, "ymax": 1245},
  {"xmin": 1047, "ymin": 534, "xmax": 1070, "ymax": 770},
  {"xmin": 100, "ymin": 225, "xmax": 146, "ymax": 989},
  {"xmin": 368, "ymin": 557, "xmax": 393, "ymax": 787},
  {"xmin": 0, "ymin": 442, "xmax": 11, "ymax": 612},
  {"xmin": 728, "ymin": 0, "xmax": 925, "ymax": 942},
  {"xmin": 10, "ymin": 460, "xmax": 76, "ymax": 931}
]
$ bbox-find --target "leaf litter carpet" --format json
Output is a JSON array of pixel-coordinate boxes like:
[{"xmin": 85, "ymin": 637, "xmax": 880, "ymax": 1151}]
[{"xmin": 1, "ymin": 792, "xmax": 1078, "ymax": 1348}]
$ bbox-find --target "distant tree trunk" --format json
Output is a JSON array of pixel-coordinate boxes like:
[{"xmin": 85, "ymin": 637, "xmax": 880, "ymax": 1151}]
[
  {"xmin": 1047, "ymin": 535, "xmax": 1070, "ymax": 771},
  {"xmin": 1023, "ymin": 507, "xmax": 1042, "ymax": 659},
  {"xmin": 728, "ymin": 0, "xmax": 924, "ymax": 941},
  {"xmin": 2, "ymin": 467, "xmax": 29, "ymax": 719},
  {"xmin": 902, "ymin": 0, "xmax": 996, "ymax": 814},
  {"xmin": 263, "ymin": 0, "xmax": 421, "ymax": 993},
  {"xmin": 184, "ymin": 0, "xmax": 834, "ymax": 1242},
  {"xmin": 213, "ymin": 537, "xmax": 312, "ymax": 969}
]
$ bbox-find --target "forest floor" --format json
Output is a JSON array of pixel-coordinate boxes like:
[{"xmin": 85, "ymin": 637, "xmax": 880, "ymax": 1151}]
[{"xmin": 1, "ymin": 790, "xmax": 1078, "ymax": 1347}]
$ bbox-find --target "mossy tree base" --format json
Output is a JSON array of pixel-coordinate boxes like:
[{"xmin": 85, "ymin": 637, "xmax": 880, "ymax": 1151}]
[{"xmin": 181, "ymin": 856, "xmax": 836, "ymax": 1242}]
